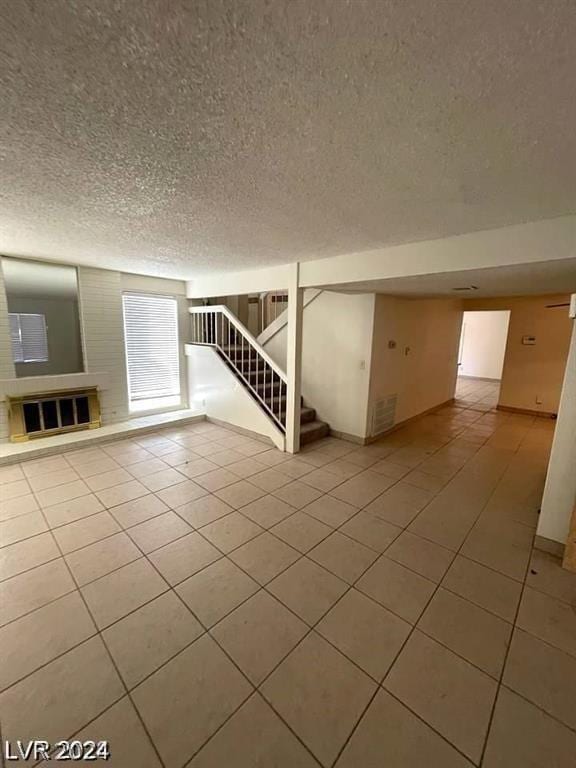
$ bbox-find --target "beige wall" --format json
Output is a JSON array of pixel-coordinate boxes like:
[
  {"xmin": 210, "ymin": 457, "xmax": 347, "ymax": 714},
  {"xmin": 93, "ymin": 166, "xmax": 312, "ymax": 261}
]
[
  {"xmin": 368, "ymin": 297, "xmax": 462, "ymax": 431},
  {"xmin": 264, "ymin": 292, "xmax": 462, "ymax": 440},
  {"xmin": 464, "ymin": 295, "xmax": 572, "ymax": 414},
  {"xmin": 264, "ymin": 291, "xmax": 375, "ymax": 439}
]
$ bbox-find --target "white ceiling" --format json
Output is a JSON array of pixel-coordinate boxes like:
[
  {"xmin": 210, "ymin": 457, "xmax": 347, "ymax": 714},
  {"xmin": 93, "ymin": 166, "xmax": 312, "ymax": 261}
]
[
  {"xmin": 332, "ymin": 258, "xmax": 576, "ymax": 298},
  {"xmin": 1, "ymin": 1, "xmax": 575, "ymax": 279}
]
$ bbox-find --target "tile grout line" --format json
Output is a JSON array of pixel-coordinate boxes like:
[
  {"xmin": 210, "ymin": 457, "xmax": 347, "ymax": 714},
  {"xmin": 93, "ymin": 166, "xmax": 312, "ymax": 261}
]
[
  {"xmin": 1, "ymin": 409, "xmax": 562, "ymax": 766},
  {"xmin": 334, "ymin": 418, "xmax": 536, "ymax": 767},
  {"xmin": 177, "ymin": 432, "xmax": 492, "ymax": 766},
  {"xmin": 24, "ymin": 483, "xmax": 168, "ymax": 768},
  {"xmin": 476, "ymin": 425, "xmax": 548, "ymax": 766}
]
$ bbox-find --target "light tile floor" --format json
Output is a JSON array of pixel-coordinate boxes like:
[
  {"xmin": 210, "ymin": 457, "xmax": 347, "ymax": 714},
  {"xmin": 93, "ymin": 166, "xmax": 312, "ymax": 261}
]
[{"xmin": 0, "ymin": 379, "xmax": 575, "ymax": 767}]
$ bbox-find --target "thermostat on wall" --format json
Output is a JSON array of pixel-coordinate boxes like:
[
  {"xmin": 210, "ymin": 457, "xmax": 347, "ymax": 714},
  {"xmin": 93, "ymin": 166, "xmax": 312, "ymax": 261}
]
[{"xmin": 522, "ymin": 335, "xmax": 536, "ymax": 345}]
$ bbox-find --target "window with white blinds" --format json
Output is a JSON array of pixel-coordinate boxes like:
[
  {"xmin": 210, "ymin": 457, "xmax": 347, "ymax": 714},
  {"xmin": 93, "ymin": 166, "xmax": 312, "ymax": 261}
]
[
  {"xmin": 9, "ymin": 313, "xmax": 49, "ymax": 363},
  {"xmin": 122, "ymin": 294, "xmax": 181, "ymax": 404}
]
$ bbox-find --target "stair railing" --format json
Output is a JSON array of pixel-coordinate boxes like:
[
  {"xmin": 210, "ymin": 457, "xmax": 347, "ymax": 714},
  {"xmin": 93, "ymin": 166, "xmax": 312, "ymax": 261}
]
[
  {"xmin": 260, "ymin": 291, "xmax": 288, "ymax": 333},
  {"xmin": 189, "ymin": 305, "xmax": 287, "ymax": 432}
]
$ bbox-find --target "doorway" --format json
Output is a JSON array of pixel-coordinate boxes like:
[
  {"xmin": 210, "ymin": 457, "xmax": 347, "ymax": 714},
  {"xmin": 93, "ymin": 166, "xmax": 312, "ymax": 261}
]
[{"xmin": 457, "ymin": 310, "xmax": 511, "ymax": 408}]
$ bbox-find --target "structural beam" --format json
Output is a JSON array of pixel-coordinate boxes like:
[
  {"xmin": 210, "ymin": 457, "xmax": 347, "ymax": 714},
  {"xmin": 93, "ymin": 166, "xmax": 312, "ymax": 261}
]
[
  {"xmin": 285, "ymin": 263, "xmax": 303, "ymax": 454},
  {"xmin": 186, "ymin": 215, "xmax": 576, "ymax": 299},
  {"xmin": 187, "ymin": 264, "xmax": 289, "ymax": 299}
]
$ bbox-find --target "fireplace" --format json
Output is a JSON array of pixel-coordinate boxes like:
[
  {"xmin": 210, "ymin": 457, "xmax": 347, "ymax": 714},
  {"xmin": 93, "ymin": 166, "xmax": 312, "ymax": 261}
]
[{"xmin": 7, "ymin": 387, "xmax": 101, "ymax": 442}]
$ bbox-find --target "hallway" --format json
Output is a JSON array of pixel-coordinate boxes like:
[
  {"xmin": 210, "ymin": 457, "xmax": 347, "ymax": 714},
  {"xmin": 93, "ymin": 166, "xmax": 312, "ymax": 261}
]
[
  {"xmin": 0, "ymin": 401, "xmax": 575, "ymax": 767},
  {"xmin": 455, "ymin": 376, "xmax": 501, "ymax": 411}
]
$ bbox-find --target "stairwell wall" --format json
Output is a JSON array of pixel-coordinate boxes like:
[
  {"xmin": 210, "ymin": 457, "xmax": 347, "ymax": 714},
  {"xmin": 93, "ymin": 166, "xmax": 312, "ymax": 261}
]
[
  {"xmin": 263, "ymin": 291, "xmax": 375, "ymax": 441},
  {"xmin": 367, "ymin": 296, "xmax": 463, "ymax": 434}
]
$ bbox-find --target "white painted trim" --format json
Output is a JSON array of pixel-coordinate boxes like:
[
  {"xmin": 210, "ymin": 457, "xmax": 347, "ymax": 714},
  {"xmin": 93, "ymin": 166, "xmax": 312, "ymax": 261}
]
[
  {"xmin": 189, "ymin": 304, "xmax": 287, "ymax": 383},
  {"xmin": 0, "ymin": 372, "xmax": 111, "ymax": 402},
  {"xmin": 300, "ymin": 215, "xmax": 576, "ymax": 288},
  {"xmin": 186, "ymin": 264, "xmax": 290, "ymax": 299},
  {"xmin": 185, "ymin": 215, "xmax": 576, "ymax": 297},
  {"xmin": 257, "ymin": 289, "xmax": 322, "ymax": 345},
  {"xmin": 285, "ymin": 265, "xmax": 303, "ymax": 454}
]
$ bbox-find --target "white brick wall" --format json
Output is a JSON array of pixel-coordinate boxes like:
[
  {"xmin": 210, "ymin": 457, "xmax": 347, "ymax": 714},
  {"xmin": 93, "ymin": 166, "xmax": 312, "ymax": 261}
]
[
  {"xmin": 78, "ymin": 267, "xmax": 129, "ymax": 424},
  {"xmin": 0, "ymin": 263, "xmax": 186, "ymax": 441},
  {"xmin": 0, "ymin": 262, "xmax": 16, "ymax": 440}
]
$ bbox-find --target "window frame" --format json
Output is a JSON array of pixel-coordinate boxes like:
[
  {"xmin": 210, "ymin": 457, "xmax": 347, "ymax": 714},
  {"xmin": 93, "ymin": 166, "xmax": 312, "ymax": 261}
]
[
  {"xmin": 9, "ymin": 312, "xmax": 50, "ymax": 364},
  {"xmin": 122, "ymin": 292, "xmax": 182, "ymax": 412}
]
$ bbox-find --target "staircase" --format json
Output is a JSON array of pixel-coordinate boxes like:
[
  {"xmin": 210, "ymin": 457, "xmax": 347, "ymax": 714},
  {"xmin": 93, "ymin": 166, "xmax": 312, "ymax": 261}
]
[{"xmin": 189, "ymin": 305, "xmax": 329, "ymax": 448}]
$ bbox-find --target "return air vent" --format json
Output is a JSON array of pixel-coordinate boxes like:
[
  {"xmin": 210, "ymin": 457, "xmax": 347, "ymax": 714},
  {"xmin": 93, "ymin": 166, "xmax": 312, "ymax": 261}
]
[
  {"xmin": 372, "ymin": 395, "xmax": 397, "ymax": 436},
  {"xmin": 7, "ymin": 388, "xmax": 101, "ymax": 442}
]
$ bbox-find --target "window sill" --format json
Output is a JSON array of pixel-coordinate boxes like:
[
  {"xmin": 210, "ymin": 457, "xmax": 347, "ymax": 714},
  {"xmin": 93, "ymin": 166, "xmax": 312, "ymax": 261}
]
[{"xmin": 128, "ymin": 395, "xmax": 183, "ymax": 416}]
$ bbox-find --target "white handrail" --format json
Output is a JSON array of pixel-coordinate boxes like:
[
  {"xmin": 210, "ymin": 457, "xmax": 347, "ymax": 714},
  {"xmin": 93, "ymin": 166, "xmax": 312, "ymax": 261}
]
[
  {"xmin": 189, "ymin": 304, "xmax": 288, "ymax": 431},
  {"xmin": 189, "ymin": 305, "xmax": 287, "ymax": 383}
]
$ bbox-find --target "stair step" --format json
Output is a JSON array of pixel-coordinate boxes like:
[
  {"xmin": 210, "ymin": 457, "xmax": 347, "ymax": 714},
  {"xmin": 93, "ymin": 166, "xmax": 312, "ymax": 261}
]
[
  {"xmin": 300, "ymin": 406, "xmax": 316, "ymax": 424},
  {"xmin": 300, "ymin": 419, "xmax": 330, "ymax": 445},
  {"xmin": 253, "ymin": 381, "xmax": 284, "ymax": 394},
  {"xmin": 217, "ymin": 348, "xmax": 327, "ymax": 444}
]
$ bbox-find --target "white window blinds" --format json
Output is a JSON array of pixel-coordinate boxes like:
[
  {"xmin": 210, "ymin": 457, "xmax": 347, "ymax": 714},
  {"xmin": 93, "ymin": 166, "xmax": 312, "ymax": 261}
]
[
  {"xmin": 9, "ymin": 313, "xmax": 49, "ymax": 363},
  {"xmin": 122, "ymin": 294, "xmax": 180, "ymax": 402}
]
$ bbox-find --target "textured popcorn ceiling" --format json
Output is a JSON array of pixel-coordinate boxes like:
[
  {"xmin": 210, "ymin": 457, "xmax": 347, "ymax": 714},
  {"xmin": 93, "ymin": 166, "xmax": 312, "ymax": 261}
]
[{"xmin": 1, "ymin": 0, "xmax": 575, "ymax": 279}]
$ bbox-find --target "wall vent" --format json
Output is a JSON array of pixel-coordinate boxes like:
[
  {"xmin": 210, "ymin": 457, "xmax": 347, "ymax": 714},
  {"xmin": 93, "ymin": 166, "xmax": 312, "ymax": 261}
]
[{"xmin": 372, "ymin": 395, "xmax": 397, "ymax": 436}]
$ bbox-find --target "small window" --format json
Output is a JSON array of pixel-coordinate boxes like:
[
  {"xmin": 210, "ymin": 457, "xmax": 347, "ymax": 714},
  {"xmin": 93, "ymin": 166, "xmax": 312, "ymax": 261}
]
[
  {"xmin": 9, "ymin": 313, "xmax": 49, "ymax": 363},
  {"xmin": 122, "ymin": 294, "xmax": 180, "ymax": 411}
]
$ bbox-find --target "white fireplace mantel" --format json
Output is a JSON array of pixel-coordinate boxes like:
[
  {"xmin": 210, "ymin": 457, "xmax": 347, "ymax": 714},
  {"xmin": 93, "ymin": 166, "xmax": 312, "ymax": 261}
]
[{"xmin": 0, "ymin": 372, "xmax": 111, "ymax": 402}]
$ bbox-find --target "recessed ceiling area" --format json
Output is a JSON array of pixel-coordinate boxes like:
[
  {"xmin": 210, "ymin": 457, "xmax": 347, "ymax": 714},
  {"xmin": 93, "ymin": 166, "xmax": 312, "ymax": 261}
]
[
  {"xmin": 1, "ymin": 1, "xmax": 575, "ymax": 278},
  {"xmin": 329, "ymin": 259, "xmax": 576, "ymax": 299}
]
